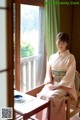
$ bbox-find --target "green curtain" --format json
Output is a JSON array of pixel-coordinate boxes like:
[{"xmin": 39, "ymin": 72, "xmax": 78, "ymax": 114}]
[{"xmin": 45, "ymin": 0, "xmax": 60, "ymax": 58}]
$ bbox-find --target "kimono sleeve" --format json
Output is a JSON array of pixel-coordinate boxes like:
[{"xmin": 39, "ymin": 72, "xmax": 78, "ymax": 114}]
[
  {"xmin": 59, "ymin": 55, "xmax": 76, "ymax": 88},
  {"xmin": 44, "ymin": 56, "xmax": 53, "ymax": 84}
]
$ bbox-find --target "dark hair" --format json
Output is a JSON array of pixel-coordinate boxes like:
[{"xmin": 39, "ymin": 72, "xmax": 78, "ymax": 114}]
[{"xmin": 56, "ymin": 32, "xmax": 69, "ymax": 44}]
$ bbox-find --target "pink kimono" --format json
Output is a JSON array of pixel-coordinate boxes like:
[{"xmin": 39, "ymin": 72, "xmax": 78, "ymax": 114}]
[{"xmin": 36, "ymin": 50, "xmax": 77, "ymax": 120}]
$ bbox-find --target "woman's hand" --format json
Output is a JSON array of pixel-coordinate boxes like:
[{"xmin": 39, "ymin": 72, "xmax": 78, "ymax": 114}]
[
  {"xmin": 52, "ymin": 85, "xmax": 60, "ymax": 90},
  {"xmin": 47, "ymin": 84, "xmax": 61, "ymax": 90},
  {"xmin": 44, "ymin": 82, "xmax": 52, "ymax": 85}
]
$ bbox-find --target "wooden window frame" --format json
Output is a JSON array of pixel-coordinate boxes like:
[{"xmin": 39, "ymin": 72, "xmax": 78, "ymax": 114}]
[
  {"xmin": 13, "ymin": 0, "xmax": 44, "ymax": 91},
  {"xmin": 13, "ymin": 0, "xmax": 44, "ymax": 6}
]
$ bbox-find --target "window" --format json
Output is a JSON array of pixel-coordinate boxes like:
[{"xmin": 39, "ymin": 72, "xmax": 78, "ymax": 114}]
[
  {"xmin": 20, "ymin": 5, "xmax": 40, "ymax": 57},
  {"xmin": 20, "ymin": 5, "xmax": 45, "ymax": 92},
  {"xmin": 13, "ymin": 2, "xmax": 46, "ymax": 92}
]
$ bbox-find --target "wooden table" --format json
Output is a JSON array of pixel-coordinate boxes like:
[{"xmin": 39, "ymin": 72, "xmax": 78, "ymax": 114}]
[{"xmin": 14, "ymin": 90, "xmax": 50, "ymax": 120}]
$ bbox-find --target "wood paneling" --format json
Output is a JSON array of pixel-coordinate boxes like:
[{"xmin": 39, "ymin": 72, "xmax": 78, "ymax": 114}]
[
  {"xmin": 60, "ymin": 0, "xmax": 80, "ymax": 72},
  {"xmin": 60, "ymin": 1, "xmax": 73, "ymax": 46},
  {"xmin": 71, "ymin": 5, "xmax": 80, "ymax": 72}
]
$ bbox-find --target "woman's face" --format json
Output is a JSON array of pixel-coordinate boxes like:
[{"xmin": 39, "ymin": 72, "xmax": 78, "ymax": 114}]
[{"xmin": 56, "ymin": 39, "xmax": 68, "ymax": 52}]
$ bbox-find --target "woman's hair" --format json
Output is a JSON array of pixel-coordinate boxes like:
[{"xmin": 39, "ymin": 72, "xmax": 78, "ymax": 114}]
[{"xmin": 56, "ymin": 32, "xmax": 69, "ymax": 44}]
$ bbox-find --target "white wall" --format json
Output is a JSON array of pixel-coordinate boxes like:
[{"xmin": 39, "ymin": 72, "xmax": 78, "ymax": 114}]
[
  {"xmin": 0, "ymin": 73, "xmax": 7, "ymax": 107},
  {"xmin": 0, "ymin": 0, "xmax": 8, "ymax": 117}
]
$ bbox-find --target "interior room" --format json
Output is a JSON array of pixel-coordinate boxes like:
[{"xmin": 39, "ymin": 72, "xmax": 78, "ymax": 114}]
[{"xmin": 0, "ymin": 0, "xmax": 80, "ymax": 119}]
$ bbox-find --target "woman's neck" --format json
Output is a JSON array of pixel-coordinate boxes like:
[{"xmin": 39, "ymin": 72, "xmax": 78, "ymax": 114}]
[{"xmin": 58, "ymin": 49, "xmax": 67, "ymax": 55}]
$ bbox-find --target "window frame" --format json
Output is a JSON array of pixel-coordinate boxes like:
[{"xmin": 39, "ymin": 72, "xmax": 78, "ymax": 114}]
[
  {"xmin": 13, "ymin": 0, "xmax": 44, "ymax": 91},
  {"xmin": 13, "ymin": 0, "xmax": 44, "ymax": 6}
]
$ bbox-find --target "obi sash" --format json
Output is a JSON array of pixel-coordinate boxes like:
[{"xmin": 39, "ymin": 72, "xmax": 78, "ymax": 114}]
[{"xmin": 52, "ymin": 70, "xmax": 66, "ymax": 82}]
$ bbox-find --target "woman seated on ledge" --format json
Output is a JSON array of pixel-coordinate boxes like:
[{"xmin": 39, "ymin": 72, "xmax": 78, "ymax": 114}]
[{"xmin": 36, "ymin": 32, "xmax": 77, "ymax": 120}]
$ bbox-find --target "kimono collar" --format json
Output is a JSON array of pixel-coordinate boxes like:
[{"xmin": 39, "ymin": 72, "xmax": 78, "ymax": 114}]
[{"xmin": 57, "ymin": 50, "xmax": 70, "ymax": 56}]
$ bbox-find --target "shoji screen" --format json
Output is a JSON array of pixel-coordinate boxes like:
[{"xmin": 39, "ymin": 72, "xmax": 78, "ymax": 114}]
[{"xmin": 0, "ymin": 0, "xmax": 13, "ymax": 115}]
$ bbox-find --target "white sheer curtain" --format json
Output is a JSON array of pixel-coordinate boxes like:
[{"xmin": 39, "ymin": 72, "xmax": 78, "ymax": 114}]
[{"xmin": 36, "ymin": 7, "xmax": 46, "ymax": 86}]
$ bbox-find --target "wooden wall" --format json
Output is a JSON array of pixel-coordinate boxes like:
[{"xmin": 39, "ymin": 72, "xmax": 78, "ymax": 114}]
[
  {"xmin": 60, "ymin": 0, "xmax": 80, "ymax": 72},
  {"xmin": 71, "ymin": 5, "xmax": 80, "ymax": 72}
]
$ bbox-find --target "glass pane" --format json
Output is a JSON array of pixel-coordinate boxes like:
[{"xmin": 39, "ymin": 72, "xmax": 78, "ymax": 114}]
[
  {"xmin": 0, "ymin": 0, "xmax": 6, "ymax": 7},
  {"xmin": 20, "ymin": 5, "xmax": 45, "ymax": 92},
  {"xmin": 0, "ymin": 72, "xmax": 7, "ymax": 108},
  {"xmin": 0, "ymin": 10, "xmax": 7, "ymax": 70},
  {"xmin": 20, "ymin": 5, "xmax": 40, "ymax": 58}
]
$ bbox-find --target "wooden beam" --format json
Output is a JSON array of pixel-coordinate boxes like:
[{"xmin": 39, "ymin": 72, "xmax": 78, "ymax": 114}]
[
  {"xmin": 15, "ymin": 1, "xmax": 20, "ymax": 90},
  {"xmin": 7, "ymin": 0, "xmax": 14, "ymax": 112},
  {"xmin": 13, "ymin": 0, "xmax": 44, "ymax": 6}
]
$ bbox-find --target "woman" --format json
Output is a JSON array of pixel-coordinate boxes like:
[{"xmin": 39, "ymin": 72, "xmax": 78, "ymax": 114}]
[{"xmin": 36, "ymin": 32, "xmax": 77, "ymax": 120}]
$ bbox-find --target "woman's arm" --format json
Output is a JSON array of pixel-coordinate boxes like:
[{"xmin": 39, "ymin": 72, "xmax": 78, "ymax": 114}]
[
  {"xmin": 46, "ymin": 84, "xmax": 61, "ymax": 90},
  {"xmin": 44, "ymin": 58, "xmax": 53, "ymax": 85},
  {"xmin": 59, "ymin": 55, "xmax": 76, "ymax": 88}
]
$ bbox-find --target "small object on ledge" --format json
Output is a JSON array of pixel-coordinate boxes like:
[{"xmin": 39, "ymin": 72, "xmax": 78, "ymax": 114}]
[{"xmin": 14, "ymin": 95, "xmax": 25, "ymax": 103}]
